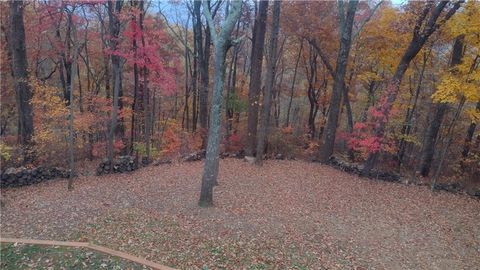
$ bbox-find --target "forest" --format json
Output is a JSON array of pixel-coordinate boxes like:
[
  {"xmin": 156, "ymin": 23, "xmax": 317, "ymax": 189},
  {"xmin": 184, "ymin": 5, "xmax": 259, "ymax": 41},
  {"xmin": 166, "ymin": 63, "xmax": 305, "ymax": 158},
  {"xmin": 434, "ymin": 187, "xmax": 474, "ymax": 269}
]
[{"xmin": 1, "ymin": 0, "xmax": 479, "ymax": 269}]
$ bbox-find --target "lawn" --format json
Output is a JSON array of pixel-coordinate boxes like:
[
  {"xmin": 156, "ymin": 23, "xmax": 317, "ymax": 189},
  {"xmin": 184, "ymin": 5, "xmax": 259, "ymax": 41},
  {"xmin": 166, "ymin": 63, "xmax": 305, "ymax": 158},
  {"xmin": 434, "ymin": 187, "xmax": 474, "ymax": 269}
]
[
  {"xmin": 0, "ymin": 243, "xmax": 151, "ymax": 269},
  {"xmin": 1, "ymin": 159, "xmax": 479, "ymax": 269}
]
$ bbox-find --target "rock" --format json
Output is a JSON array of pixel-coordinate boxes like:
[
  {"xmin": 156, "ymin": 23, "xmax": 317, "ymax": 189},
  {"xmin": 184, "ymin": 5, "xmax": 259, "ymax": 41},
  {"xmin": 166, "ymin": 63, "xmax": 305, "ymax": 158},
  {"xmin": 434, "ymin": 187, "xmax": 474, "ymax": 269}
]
[
  {"xmin": 275, "ymin": 153, "xmax": 285, "ymax": 160},
  {"xmin": 184, "ymin": 152, "xmax": 202, "ymax": 162},
  {"xmin": 4, "ymin": 167, "xmax": 16, "ymax": 175},
  {"xmin": 244, "ymin": 156, "xmax": 256, "ymax": 164},
  {"xmin": 141, "ymin": 157, "xmax": 151, "ymax": 165},
  {"xmin": 433, "ymin": 183, "xmax": 462, "ymax": 193}
]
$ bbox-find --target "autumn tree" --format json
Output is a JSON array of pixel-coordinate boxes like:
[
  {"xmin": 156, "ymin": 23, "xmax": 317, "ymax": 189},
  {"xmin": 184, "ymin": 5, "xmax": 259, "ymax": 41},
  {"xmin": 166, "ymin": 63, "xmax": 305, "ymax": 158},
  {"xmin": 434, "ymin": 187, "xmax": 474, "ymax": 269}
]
[
  {"xmin": 361, "ymin": 0, "xmax": 464, "ymax": 175},
  {"xmin": 318, "ymin": 0, "xmax": 358, "ymax": 162},
  {"xmin": 107, "ymin": 0, "xmax": 123, "ymax": 165},
  {"xmin": 245, "ymin": 0, "xmax": 268, "ymax": 157},
  {"xmin": 420, "ymin": 1, "xmax": 479, "ymax": 177},
  {"xmin": 420, "ymin": 36, "xmax": 464, "ymax": 177},
  {"xmin": 199, "ymin": 0, "xmax": 242, "ymax": 207},
  {"xmin": 256, "ymin": 0, "xmax": 281, "ymax": 165}
]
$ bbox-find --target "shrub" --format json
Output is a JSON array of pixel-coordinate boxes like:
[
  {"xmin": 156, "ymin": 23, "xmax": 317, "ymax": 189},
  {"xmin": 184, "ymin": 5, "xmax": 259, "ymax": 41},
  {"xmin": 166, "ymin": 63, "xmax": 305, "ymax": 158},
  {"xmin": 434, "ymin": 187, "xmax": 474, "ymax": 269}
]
[{"xmin": 224, "ymin": 133, "xmax": 243, "ymax": 153}]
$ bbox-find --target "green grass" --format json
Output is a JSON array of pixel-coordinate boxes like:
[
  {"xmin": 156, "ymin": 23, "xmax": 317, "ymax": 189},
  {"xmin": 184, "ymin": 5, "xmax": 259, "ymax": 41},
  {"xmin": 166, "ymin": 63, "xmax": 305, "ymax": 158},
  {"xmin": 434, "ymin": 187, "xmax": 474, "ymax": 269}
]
[{"xmin": 0, "ymin": 243, "xmax": 151, "ymax": 270}]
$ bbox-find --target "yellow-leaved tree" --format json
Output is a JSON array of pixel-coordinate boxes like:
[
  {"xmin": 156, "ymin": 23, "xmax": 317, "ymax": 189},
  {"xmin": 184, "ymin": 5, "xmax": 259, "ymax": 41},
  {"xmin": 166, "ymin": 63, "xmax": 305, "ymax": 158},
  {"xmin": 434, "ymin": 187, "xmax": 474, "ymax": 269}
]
[{"xmin": 428, "ymin": 1, "xmax": 480, "ymax": 184}]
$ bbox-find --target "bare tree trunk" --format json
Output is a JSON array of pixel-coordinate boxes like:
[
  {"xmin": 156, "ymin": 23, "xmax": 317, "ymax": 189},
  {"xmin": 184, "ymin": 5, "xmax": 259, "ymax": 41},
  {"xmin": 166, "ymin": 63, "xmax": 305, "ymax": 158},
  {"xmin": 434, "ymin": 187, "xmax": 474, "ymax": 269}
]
[
  {"xmin": 304, "ymin": 45, "xmax": 321, "ymax": 137},
  {"xmin": 60, "ymin": 11, "xmax": 73, "ymax": 105},
  {"xmin": 107, "ymin": 0, "xmax": 123, "ymax": 165},
  {"xmin": 68, "ymin": 39, "xmax": 79, "ymax": 191},
  {"xmin": 318, "ymin": 0, "xmax": 358, "ymax": 162},
  {"xmin": 245, "ymin": 0, "xmax": 268, "ymax": 157},
  {"xmin": 256, "ymin": 0, "xmax": 281, "ymax": 166},
  {"xmin": 199, "ymin": 0, "xmax": 242, "ymax": 207},
  {"xmin": 226, "ymin": 31, "xmax": 240, "ymax": 137},
  {"xmin": 273, "ymin": 62, "xmax": 284, "ymax": 128},
  {"xmin": 285, "ymin": 41, "xmax": 302, "ymax": 127},
  {"xmin": 9, "ymin": 0, "xmax": 34, "ymax": 159},
  {"xmin": 140, "ymin": 3, "xmax": 150, "ymax": 162},
  {"xmin": 197, "ymin": 1, "xmax": 223, "ymax": 146},
  {"xmin": 182, "ymin": 41, "xmax": 191, "ymax": 131},
  {"xmin": 130, "ymin": 0, "xmax": 142, "ymax": 154},
  {"xmin": 398, "ymin": 51, "xmax": 429, "ymax": 166}
]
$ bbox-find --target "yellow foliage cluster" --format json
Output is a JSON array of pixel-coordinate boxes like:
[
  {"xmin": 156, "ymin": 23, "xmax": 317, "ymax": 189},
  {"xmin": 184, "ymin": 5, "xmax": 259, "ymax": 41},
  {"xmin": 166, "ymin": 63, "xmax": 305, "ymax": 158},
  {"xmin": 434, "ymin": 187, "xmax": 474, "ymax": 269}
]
[
  {"xmin": 432, "ymin": 1, "xmax": 480, "ymax": 123},
  {"xmin": 359, "ymin": 6, "xmax": 410, "ymax": 75},
  {"xmin": 30, "ymin": 80, "xmax": 69, "ymax": 160},
  {"xmin": 30, "ymin": 80, "xmax": 113, "ymax": 164},
  {"xmin": 447, "ymin": 1, "xmax": 480, "ymax": 47}
]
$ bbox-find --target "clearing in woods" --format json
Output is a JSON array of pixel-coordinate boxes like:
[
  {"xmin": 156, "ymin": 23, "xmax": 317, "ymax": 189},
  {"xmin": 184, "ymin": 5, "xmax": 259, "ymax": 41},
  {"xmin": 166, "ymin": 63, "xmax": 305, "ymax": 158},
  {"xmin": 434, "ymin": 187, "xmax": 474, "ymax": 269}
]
[{"xmin": 1, "ymin": 159, "xmax": 479, "ymax": 269}]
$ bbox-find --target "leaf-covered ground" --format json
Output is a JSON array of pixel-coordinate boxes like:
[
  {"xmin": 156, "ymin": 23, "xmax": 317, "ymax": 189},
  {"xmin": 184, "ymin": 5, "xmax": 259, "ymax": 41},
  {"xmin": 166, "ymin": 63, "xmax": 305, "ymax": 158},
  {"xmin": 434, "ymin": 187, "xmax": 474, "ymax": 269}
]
[
  {"xmin": 0, "ymin": 243, "xmax": 151, "ymax": 269},
  {"xmin": 1, "ymin": 159, "xmax": 479, "ymax": 269}
]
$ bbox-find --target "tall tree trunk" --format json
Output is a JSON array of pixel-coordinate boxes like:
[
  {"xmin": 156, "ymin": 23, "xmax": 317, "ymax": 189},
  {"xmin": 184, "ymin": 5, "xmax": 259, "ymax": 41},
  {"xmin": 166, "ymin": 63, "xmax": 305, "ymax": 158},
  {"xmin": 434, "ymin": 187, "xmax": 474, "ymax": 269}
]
[
  {"xmin": 419, "ymin": 36, "xmax": 464, "ymax": 177},
  {"xmin": 318, "ymin": 0, "xmax": 358, "ymax": 162},
  {"xmin": 130, "ymin": 1, "xmax": 142, "ymax": 154},
  {"xmin": 68, "ymin": 38, "xmax": 79, "ymax": 191},
  {"xmin": 245, "ymin": 0, "xmax": 268, "ymax": 156},
  {"xmin": 362, "ymin": 1, "xmax": 463, "ymax": 174},
  {"xmin": 197, "ymin": 1, "xmax": 216, "ymax": 147},
  {"xmin": 398, "ymin": 51, "xmax": 428, "ymax": 166},
  {"xmin": 285, "ymin": 41, "xmax": 303, "ymax": 127},
  {"xmin": 193, "ymin": 0, "xmax": 203, "ymax": 133},
  {"xmin": 140, "ymin": 2, "xmax": 150, "ymax": 162},
  {"xmin": 61, "ymin": 11, "xmax": 73, "ymax": 105},
  {"xmin": 9, "ymin": 0, "xmax": 34, "ymax": 153},
  {"xmin": 107, "ymin": 0, "xmax": 123, "ymax": 165},
  {"xmin": 274, "ymin": 62, "xmax": 284, "ymax": 128},
  {"xmin": 199, "ymin": 0, "xmax": 242, "ymax": 207},
  {"xmin": 226, "ymin": 36, "xmax": 239, "ymax": 137},
  {"xmin": 431, "ymin": 97, "xmax": 465, "ymax": 189},
  {"xmin": 256, "ymin": 0, "xmax": 281, "ymax": 166},
  {"xmin": 182, "ymin": 40, "xmax": 191, "ymax": 130}
]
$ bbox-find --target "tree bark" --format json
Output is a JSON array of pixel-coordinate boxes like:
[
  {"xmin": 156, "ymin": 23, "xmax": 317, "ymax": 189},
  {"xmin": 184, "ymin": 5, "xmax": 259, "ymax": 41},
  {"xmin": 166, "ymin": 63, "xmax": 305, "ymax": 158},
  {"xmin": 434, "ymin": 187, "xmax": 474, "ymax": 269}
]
[
  {"xmin": 318, "ymin": 0, "xmax": 358, "ymax": 162},
  {"xmin": 199, "ymin": 0, "xmax": 242, "ymax": 207},
  {"xmin": 107, "ymin": 0, "xmax": 123, "ymax": 165},
  {"xmin": 130, "ymin": 0, "xmax": 142, "ymax": 154},
  {"xmin": 419, "ymin": 36, "xmax": 464, "ymax": 177},
  {"xmin": 398, "ymin": 51, "xmax": 429, "ymax": 166},
  {"xmin": 9, "ymin": 0, "xmax": 34, "ymax": 150},
  {"xmin": 305, "ymin": 46, "xmax": 321, "ymax": 137},
  {"xmin": 140, "ymin": 1, "xmax": 150, "ymax": 162},
  {"xmin": 245, "ymin": 0, "xmax": 268, "ymax": 157},
  {"xmin": 256, "ymin": 0, "xmax": 281, "ymax": 166},
  {"xmin": 285, "ymin": 41, "xmax": 303, "ymax": 127},
  {"xmin": 431, "ymin": 97, "xmax": 465, "ymax": 189},
  {"xmin": 68, "ymin": 37, "xmax": 79, "ymax": 191},
  {"xmin": 462, "ymin": 101, "xmax": 480, "ymax": 158}
]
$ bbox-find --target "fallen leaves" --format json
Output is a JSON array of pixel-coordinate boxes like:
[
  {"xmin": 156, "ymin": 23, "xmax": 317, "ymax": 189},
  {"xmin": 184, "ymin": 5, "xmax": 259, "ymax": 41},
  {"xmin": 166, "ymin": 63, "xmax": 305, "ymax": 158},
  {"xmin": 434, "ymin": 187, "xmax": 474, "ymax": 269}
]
[{"xmin": 1, "ymin": 159, "xmax": 479, "ymax": 269}]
